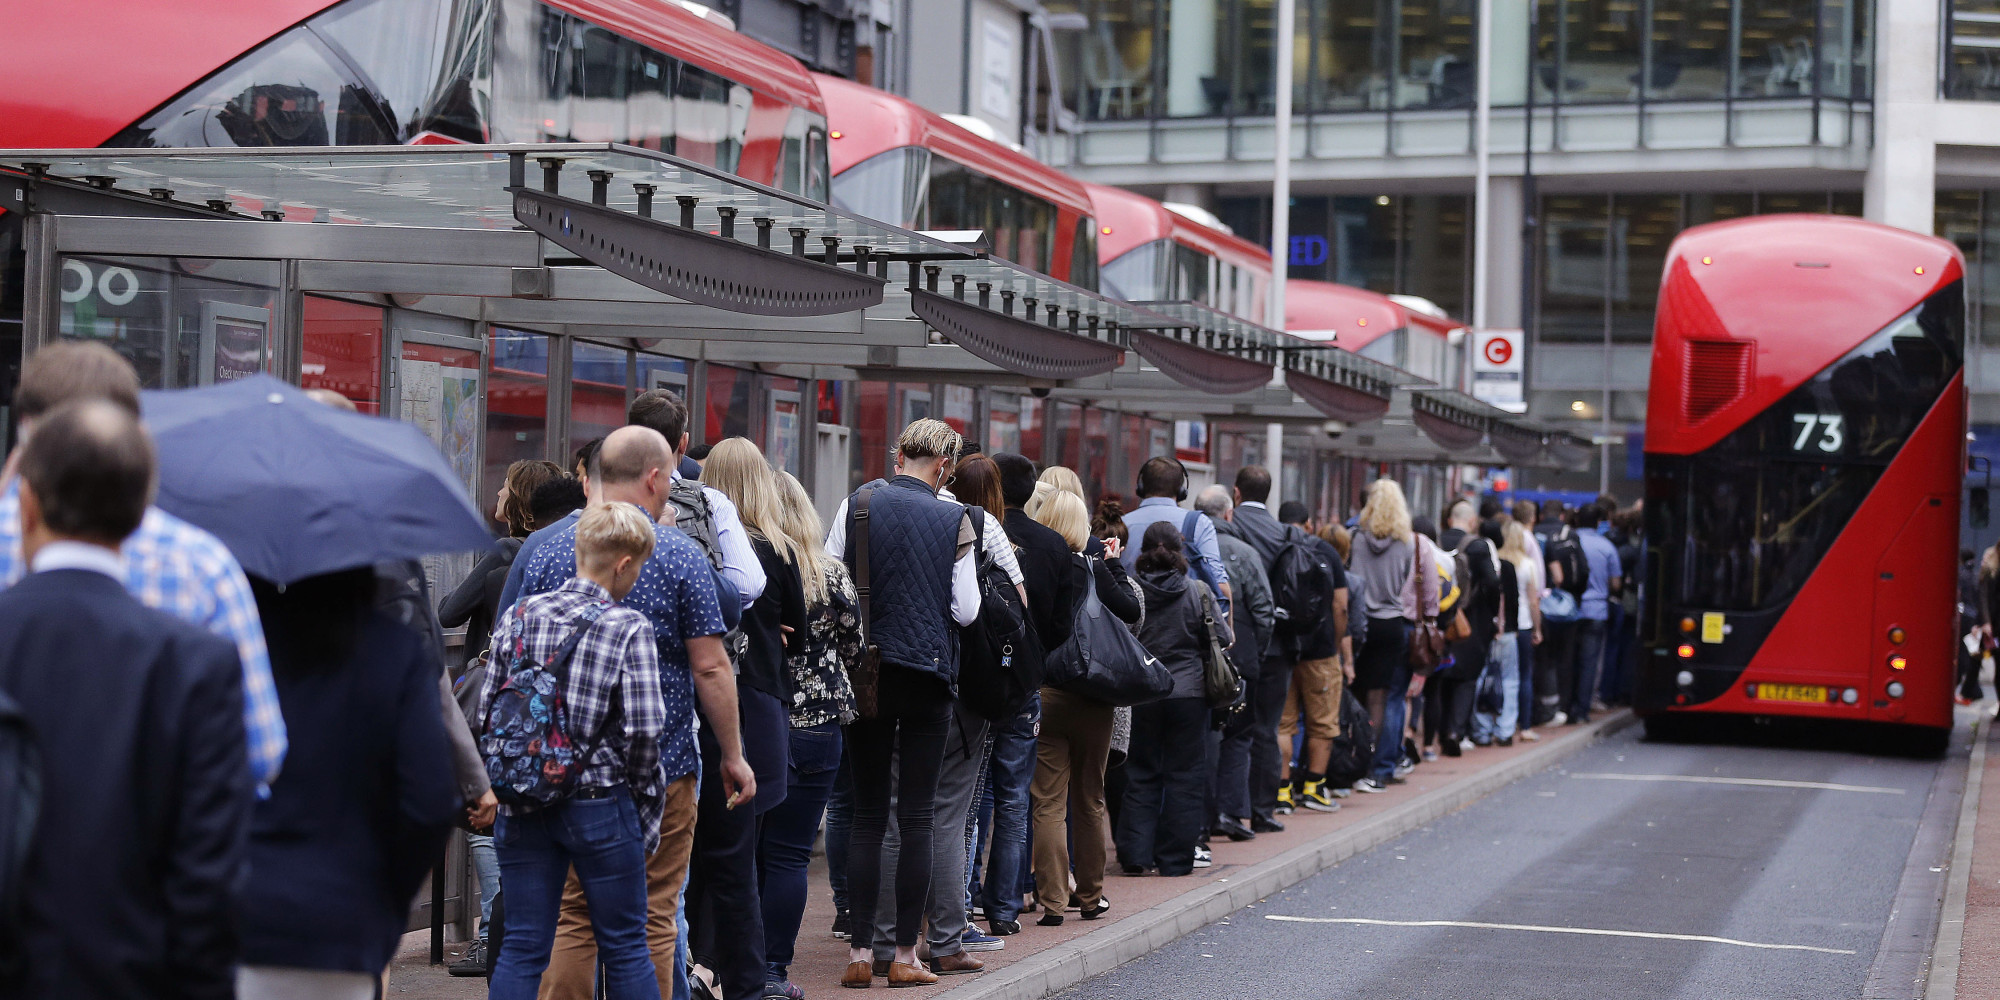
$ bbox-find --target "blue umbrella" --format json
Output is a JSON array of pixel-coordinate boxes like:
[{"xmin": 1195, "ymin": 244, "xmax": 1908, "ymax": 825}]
[{"xmin": 142, "ymin": 374, "xmax": 495, "ymax": 584}]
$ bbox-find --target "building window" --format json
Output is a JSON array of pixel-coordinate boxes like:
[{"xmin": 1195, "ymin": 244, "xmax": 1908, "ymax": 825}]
[{"xmin": 1947, "ymin": 0, "xmax": 2000, "ymax": 100}]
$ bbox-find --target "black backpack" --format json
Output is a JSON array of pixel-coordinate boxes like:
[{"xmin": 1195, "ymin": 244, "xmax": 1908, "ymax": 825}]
[
  {"xmin": 0, "ymin": 687, "xmax": 40, "ymax": 969},
  {"xmin": 1324, "ymin": 688, "xmax": 1375, "ymax": 787},
  {"xmin": 957, "ymin": 507, "xmax": 1041, "ymax": 721},
  {"xmin": 1269, "ymin": 525, "xmax": 1336, "ymax": 636},
  {"xmin": 1542, "ymin": 525, "xmax": 1589, "ymax": 600}
]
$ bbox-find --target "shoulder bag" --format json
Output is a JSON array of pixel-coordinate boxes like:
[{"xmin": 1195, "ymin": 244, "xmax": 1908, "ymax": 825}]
[
  {"xmin": 1406, "ymin": 537, "xmax": 1448, "ymax": 676},
  {"xmin": 850, "ymin": 487, "xmax": 882, "ymax": 719},
  {"xmin": 1045, "ymin": 554, "xmax": 1172, "ymax": 707},
  {"xmin": 1196, "ymin": 583, "xmax": 1244, "ymax": 710}
]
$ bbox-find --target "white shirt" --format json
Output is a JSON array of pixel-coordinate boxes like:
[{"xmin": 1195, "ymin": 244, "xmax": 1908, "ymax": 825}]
[
  {"xmin": 824, "ymin": 489, "xmax": 980, "ymax": 627},
  {"xmin": 31, "ymin": 540, "xmax": 125, "ymax": 579},
  {"xmin": 671, "ymin": 471, "xmax": 766, "ymax": 604},
  {"xmin": 1514, "ymin": 556, "xmax": 1543, "ymax": 630},
  {"xmin": 938, "ymin": 487, "xmax": 1023, "ymax": 587}
]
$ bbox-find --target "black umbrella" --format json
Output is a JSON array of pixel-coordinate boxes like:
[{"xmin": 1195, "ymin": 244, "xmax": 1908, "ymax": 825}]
[{"xmin": 142, "ymin": 374, "xmax": 494, "ymax": 584}]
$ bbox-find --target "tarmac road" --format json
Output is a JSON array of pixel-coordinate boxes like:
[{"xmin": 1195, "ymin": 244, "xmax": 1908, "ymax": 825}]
[{"xmin": 1053, "ymin": 725, "xmax": 1953, "ymax": 1000}]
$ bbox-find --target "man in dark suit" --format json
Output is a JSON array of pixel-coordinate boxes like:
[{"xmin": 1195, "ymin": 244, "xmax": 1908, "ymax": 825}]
[{"xmin": 0, "ymin": 400, "xmax": 252, "ymax": 1000}]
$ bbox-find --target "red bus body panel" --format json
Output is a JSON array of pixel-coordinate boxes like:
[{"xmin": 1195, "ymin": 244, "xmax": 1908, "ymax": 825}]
[
  {"xmin": 1283, "ymin": 278, "xmax": 1408, "ymax": 350},
  {"xmin": 1647, "ymin": 215, "xmax": 1962, "ymax": 456},
  {"xmin": 0, "ymin": 0, "xmax": 337, "ymax": 148},
  {"xmin": 0, "ymin": 0, "xmax": 823, "ymax": 155},
  {"xmin": 819, "ymin": 73, "xmax": 1091, "ymax": 283},
  {"xmin": 1644, "ymin": 215, "xmax": 1966, "ymax": 734}
]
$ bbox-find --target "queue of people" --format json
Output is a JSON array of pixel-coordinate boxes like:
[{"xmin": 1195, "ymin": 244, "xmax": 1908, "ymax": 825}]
[{"xmin": 0, "ymin": 340, "xmax": 1642, "ymax": 1000}]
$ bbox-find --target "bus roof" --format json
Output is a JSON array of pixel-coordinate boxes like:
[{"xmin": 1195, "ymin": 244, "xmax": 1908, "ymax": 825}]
[
  {"xmin": 818, "ymin": 73, "xmax": 1092, "ymax": 221},
  {"xmin": 0, "ymin": 0, "xmax": 336, "ymax": 148},
  {"xmin": 0, "ymin": 0, "xmax": 822, "ymax": 150},
  {"xmin": 1284, "ymin": 278, "xmax": 1414, "ymax": 351},
  {"xmin": 1085, "ymin": 182, "xmax": 1272, "ymax": 274},
  {"xmin": 1649, "ymin": 214, "xmax": 1964, "ymax": 453}
]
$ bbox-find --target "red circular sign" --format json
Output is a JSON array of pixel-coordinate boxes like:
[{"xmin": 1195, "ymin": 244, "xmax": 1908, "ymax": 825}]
[{"xmin": 1482, "ymin": 337, "xmax": 1514, "ymax": 365}]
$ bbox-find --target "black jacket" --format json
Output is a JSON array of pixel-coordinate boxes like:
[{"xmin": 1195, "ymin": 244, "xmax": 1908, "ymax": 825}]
[
  {"xmin": 240, "ymin": 612, "xmax": 459, "ymax": 974},
  {"xmin": 0, "ymin": 569, "xmax": 251, "ymax": 1000},
  {"xmin": 438, "ymin": 536, "xmax": 523, "ymax": 669},
  {"xmin": 1005, "ymin": 507, "xmax": 1082, "ymax": 654},
  {"xmin": 1135, "ymin": 567, "xmax": 1233, "ymax": 700}
]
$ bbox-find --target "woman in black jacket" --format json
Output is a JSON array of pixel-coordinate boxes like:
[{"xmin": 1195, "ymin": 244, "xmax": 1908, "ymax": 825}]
[
  {"xmin": 1116, "ymin": 521, "xmax": 1230, "ymax": 878},
  {"xmin": 1029, "ymin": 490, "xmax": 1141, "ymax": 923},
  {"xmin": 238, "ymin": 568, "xmax": 460, "ymax": 998},
  {"xmin": 439, "ymin": 458, "xmax": 564, "ymax": 670}
]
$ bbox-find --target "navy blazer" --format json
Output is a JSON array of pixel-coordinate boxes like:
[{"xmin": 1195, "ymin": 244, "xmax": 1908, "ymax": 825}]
[
  {"xmin": 0, "ymin": 569, "xmax": 251, "ymax": 1000},
  {"xmin": 239, "ymin": 611, "xmax": 458, "ymax": 974}
]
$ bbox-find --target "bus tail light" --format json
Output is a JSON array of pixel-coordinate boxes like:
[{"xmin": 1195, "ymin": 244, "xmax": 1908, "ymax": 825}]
[
  {"xmin": 1887, "ymin": 626, "xmax": 1906, "ymax": 645},
  {"xmin": 1677, "ymin": 644, "xmax": 1696, "ymax": 659},
  {"xmin": 1675, "ymin": 670, "xmax": 1694, "ymax": 687},
  {"xmin": 1842, "ymin": 688, "xmax": 1860, "ymax": 705},
  {"xmin": 1888, "ymin": 654, "xmax": 1908, "ymax": 671},
  {"xmin": 1886, "ymin": 681, "xmax": 1905, "ymax": 699},
  {"xmin": 1680, "ymin": 617, "xmax": 1697, "ymax": 634}
]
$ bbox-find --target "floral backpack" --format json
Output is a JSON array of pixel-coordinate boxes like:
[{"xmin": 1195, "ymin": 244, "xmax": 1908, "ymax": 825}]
[{"xmin": 480, "ymin": 601, "xmax": 610, "ymax": 809}]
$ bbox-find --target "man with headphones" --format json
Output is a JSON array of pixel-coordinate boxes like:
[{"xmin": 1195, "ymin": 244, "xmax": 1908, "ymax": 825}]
[{"xmin": 1118, "ymin": 457, "xmax": 1232, "ymax": 615}]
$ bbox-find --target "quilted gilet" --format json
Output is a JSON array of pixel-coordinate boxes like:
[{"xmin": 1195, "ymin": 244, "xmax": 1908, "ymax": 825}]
[{"xmin": 845, "ymin": 476, "xmax": 962, "ymax": 688}]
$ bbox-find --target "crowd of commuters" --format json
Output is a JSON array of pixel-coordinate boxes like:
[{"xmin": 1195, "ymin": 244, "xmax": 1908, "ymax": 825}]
[{"xmin": 0, "ymin": 339, "xmax": 1651, "ymax": 1000}]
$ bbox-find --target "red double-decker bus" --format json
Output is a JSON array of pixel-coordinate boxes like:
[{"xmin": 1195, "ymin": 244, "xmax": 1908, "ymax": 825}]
[
  {"xmin": 1085, "ymin": 181, "xmax": 1271, "ymax": 323},
  {"xmin": 819, "ymin": 73, "xmax": 1098, "ymax": 288},
  {"xmin": 0, "ymin": 0, "xmax": 830, "ymax": 198},
  {"xmin": 1638, "ymin": 215, "xmax": 1966, "ymax": 752}
]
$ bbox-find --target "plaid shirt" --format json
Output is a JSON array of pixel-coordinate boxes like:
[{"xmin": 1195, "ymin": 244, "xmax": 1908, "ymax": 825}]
[
  {"xmin": 0, "ymin": 480, "xmax": 287, "ymax": 794},
  {"xmin": 478, "ymin": 577, "xmax": 668, "ymax": 850}
]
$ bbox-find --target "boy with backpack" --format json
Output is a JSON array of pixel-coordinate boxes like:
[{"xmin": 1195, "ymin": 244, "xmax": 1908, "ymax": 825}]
[{"xmin": 482, "ymin": 500, "xmax": 673, "ymax": 1000}]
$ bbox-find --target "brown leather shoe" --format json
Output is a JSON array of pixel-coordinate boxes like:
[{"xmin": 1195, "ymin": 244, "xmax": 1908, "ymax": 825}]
[
  {"xmin": 841, "ymin": 961, "xmax": 874, "ymax": 989},
  {"xmin": 926, "ymin": 952, "xmax": 985, "ymax": 975},
  {"xmin": 872, "ymin": 958, "xmax": 890, "ymax": 977},
  {"xmin": 886, "ymin": 962, "xmax": 939, "ymax": 988}
]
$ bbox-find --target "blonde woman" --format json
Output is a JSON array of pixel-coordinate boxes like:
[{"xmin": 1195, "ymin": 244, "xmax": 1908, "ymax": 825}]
[
  {"xmin": 1472, "ymin": 520, "xmax": 1544, "ymax": 746},
  {"xmin": 1039, "ymin": 465, "xmax": 1086, "ymax": 503},
  {"xmin": 758, "ymin": 472, "xmax": 859, "ymax": 998},
  {"xmin": 697, "ymin": 438, "xmax": 806, "ymax": 997},
  {"xmin": 1027, "ymin": 491, "xmax": 1140, "ymax": 923},
  {"xmin": 1344, "ymin": 479, "xmax": 1438, "ymax": 793}
]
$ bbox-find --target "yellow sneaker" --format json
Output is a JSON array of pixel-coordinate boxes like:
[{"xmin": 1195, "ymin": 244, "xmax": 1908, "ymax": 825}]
[
  {"xmin": 1275, "ymin": 784, "xmax": 1295, "ymax": 815},
  {"xmin": 1299, "ymin": 780, "xmax": 1341, "ymax": 813}
]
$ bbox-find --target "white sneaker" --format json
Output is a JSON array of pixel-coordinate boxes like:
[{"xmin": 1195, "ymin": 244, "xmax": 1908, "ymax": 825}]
[
  {"xmin": 1518, "ymin": 728, "xmax": 1540, "ymax": 742},
  {"xmin": 1550, "ymin": 711, "xmax": 1569, "ymax": 726},
  {"xmin": 1459, "ymin": 737, "xmax": 1476, "ymax": 752},
  {"xmin": 1193, "ymin": 845, "xmax": 1213, "ymax": 869},
  {"xmin": 1354, "ymin": 778, "xmax": 1389, "ymax": 793}
]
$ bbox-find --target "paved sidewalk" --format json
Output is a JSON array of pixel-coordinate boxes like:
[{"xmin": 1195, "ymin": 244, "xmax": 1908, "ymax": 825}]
[
  {"xmin": 1943, "ymin": 710, "xmax": 1998, "ymax": 999},
  {"xmin": 388, "ymin": 713, "xmax": 1632, "ymax": 999}
]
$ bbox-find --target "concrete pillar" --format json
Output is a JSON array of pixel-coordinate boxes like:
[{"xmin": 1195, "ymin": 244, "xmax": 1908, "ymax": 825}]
[
  {"xmin": 1863, "ymin": 0, "xmax": 1938, "ymax": 233},
  {"xmin": 1481, "ymin": 175, "xmax": 1525, "ymax": 330},
  {"xmin": 1167, "ymin": 0, "xmax": 1218, "ymax": 117}
]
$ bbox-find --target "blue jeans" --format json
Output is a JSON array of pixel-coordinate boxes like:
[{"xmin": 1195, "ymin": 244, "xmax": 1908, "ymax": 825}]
[
  {"xmin": 469, "ymin": 833, "xmax": 499, "ymax": 942},
  {"xmin": 758, "ymin": 723, "xmax": 843, "ymax": 982},
  {"xmin": 491, "ymin": 791, "xmax": 659, "ymax": 1000},
  {"xmin": 1570, "ymin": 618, "xmax": 1608, "ymax": 723},
  {"xmin": 825, "ymin": 760, "xmax": 853, "ymax": 915},
  {"xmin": 1515, "ymin": 630, "xmax": 1537, "ymax": 734},
  {"xmin": 978, "ymin": 690, "xmax": 1039, "ymax": 923},
  {"xmin": 1472, "ymin": 634, "xmax": 1520, "ymax": 742}
]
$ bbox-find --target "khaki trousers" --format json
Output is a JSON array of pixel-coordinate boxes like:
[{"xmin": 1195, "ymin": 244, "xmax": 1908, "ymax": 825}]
[
  {"xmin": 1031, "ymin": 687, "xmax": 1114, "ymax": 911},
  {"xmin": 539, "ymin": 774, "xmax": 698, "ymax": 1000},
  {"xmin": 1278, "ymin": 657, "xmax": 1343, "ymax": 778}
]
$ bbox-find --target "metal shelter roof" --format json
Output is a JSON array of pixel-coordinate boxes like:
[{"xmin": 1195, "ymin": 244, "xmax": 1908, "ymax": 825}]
[{"xmin": 1, "ymin": 143, "xmax": 1566, "ymax": 466}]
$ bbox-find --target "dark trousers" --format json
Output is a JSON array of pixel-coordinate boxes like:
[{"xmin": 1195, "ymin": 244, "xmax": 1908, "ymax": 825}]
[
  {"xmin": 1116, "ymin": 697, "xmax": 1209, "ymax": 876},
  {"xmin": 490, "ymin": 791, "xmax": 657, "ymax": 1000},
  {"xmin": 1245, "ymin": 655, "xmax": 1291, "ymax": 821},
  {"xmin": 1515, "ymin": 630, "xmax": 1537, "ymax": 734},
  {"xmin": 1214, "ymin": 690, "xmax": 1255, "ymax": 822},
  {"xmin": 824, "ymin": 761, "xmax": 853, "ymax": 913},
  {"xmin": 1961, "ymin": 614, "xmax": 1985, "ymax": 702},
  {"xmin": 977, "ymin": 691, "xmax": 1038, "ymax": 923},
  {"xmin": 689, "ymin": 707, "xmax": 770, "ymax": 1000},
  {"xmin": 842, "ymin": 668, "xmax": 952, "ymax": 949},
  {"xmin": 757, "ymin": 722, "xmax": 842, "ymax": 982},
  {"xmin": 1568, "ymin": 618, "xmax": 1608, "ymax": 722},
  {"xmin": 1538, "ymin": 620, "xmax": 1577, "ymax": 725}
]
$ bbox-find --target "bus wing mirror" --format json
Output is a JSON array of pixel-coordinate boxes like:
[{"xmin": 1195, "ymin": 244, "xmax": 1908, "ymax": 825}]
[{"xmin": 1973, "ymin": 487, "xmax": 1990, "ymax": 529}]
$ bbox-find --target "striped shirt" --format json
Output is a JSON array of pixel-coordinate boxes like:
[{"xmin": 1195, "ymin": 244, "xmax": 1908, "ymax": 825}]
[{"xmin": 0, "ymin": 480, "xmax": 286, "ymax": 793}]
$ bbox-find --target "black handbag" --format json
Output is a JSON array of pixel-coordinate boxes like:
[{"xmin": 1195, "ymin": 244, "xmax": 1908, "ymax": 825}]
[
  {"xmin": 1196, "ymin": 584, "xmax": 1244, "ymax": 710},
  {"xmin": 1044, "ymin": 556, "xmax": 1172, "ymax": 707},
  {"xmin": 957, "ymin": 507, "xmax": 1040, "ymax": 721}
]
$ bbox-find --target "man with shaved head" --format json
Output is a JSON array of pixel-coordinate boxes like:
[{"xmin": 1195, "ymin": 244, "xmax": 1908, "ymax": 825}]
[{"xmin": 509, "ymin": 424, "xmax": 748, "ymax": 998}]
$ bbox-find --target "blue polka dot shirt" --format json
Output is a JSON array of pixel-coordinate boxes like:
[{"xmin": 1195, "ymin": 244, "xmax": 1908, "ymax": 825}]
[{"xmin": 517, "ymin": 503, "xmax": 727, "ymax": 783}]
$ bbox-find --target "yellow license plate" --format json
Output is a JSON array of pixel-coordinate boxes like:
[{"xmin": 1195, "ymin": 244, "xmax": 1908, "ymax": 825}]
[{"xmin": 1749, "ymin": 683, "xmax": 1828, "ymax": 704}]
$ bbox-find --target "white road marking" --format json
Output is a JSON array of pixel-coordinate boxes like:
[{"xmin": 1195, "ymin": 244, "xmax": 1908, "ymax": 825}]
[
  {"xmin": 1262, "ymin": 915, "xmax": 1857, "ymax": 955},
  {"xmin": 1569, "ymin": 772, "xmax": 1904, "ymax": 794}
]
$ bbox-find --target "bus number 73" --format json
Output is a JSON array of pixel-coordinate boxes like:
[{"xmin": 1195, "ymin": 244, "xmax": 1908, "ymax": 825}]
[{"xmin": 1791, "ymin": 413, "xmax": 1844, "ymax": 453}]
